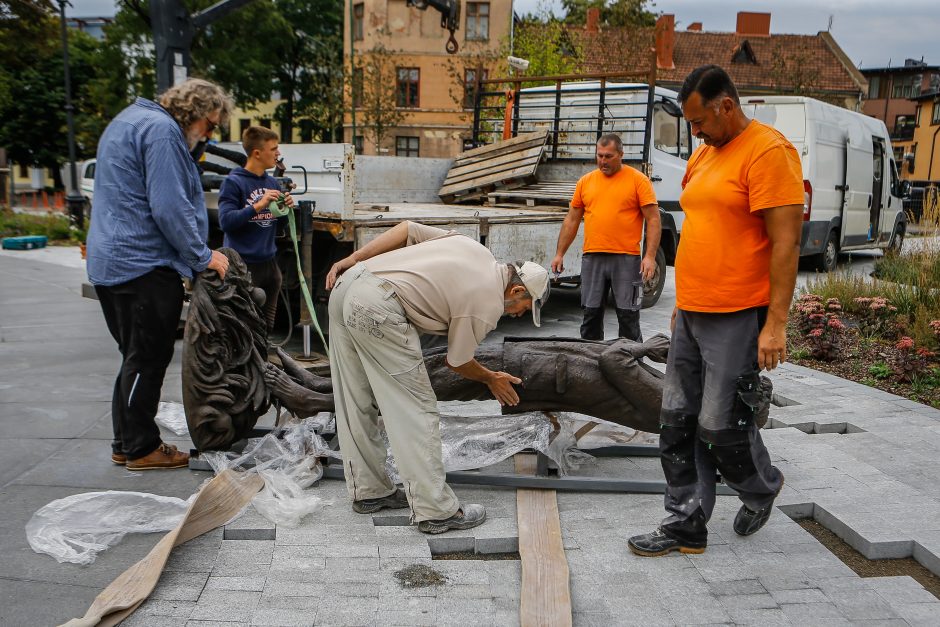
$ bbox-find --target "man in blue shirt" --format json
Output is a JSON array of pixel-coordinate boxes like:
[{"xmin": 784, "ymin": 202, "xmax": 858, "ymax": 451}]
[
  {"xmin": 218, "ymin": 126, "xmax": 294, "ymax": 331},
  {"xmin": 86, "ymin": 78, "xmax": 232, "ymax": 470}
]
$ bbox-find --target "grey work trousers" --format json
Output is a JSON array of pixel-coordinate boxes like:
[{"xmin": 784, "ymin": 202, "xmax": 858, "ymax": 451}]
[
  {"xmin": 579, "ymin": 253, "xmax": 643, "ymax": 341},
  {"xmin": 328, "ymin": 264, "xmax": 460, "ymax": 522},
  {"xmin": 658, "ymin": 307, "xmax": 783, "ymax": 545}
]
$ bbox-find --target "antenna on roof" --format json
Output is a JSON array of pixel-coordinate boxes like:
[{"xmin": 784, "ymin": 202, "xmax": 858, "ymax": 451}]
[{"xmin": 827, "ymin": 14, "xmax": 833, "ymax": 31}]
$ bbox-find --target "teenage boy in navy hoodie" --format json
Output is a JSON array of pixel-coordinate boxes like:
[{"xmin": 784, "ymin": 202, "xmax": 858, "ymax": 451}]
[{"xmin": 219, "ymin": 126, "xmax": 294, "ymax": 331}]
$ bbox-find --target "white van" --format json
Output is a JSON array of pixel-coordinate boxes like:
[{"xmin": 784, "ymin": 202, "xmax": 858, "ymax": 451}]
[{"xmin": 741, "ymin": 96, "xmax": 908, "ymax": 271}]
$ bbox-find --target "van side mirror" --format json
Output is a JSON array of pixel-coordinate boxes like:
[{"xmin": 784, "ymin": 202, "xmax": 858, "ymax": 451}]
[{"xmin": 900, "ymin": 180, "xmax": 912, "ymax": 198}]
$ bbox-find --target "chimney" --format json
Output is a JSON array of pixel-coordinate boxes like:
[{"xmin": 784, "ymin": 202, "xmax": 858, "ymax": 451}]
[
  {"xmin": 586, "ymin": 7, "xmax": 600, "ymax": 33},
  {"xmin": 736, "ymin": 11, "xmax": 771, "ymax": 37},
  {"xmin": 655, "ymin": 14, "xmax": 675, "ymax": 70},
  {"xmin": 687, "ymin": 22, "xmax": 702, "ymax": 31}
]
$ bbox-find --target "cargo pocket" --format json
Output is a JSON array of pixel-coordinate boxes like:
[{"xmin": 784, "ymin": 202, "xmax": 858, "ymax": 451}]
[
  {"xmin": 732, "ymin": 370, "xmax": 763, "ymax": 429},
  {"xmin": 630, "ymin": 278, "xmax": 644, "ymax": 309}
]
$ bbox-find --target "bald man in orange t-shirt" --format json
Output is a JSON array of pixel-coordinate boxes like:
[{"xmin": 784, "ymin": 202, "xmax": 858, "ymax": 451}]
[
  {"xmin": 551, "ymin": 133, "xmax": 660, "ymax": 341},
  {"xmin": 629, "ymin": 66, "xmax": 804, "ymax": 558}
]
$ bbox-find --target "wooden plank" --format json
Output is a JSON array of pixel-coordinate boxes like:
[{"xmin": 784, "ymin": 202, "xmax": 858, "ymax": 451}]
[
  {"xmin": 439, "ymin": 162, "xmax": 543, "ymax": 197},
  {"xmin": 441, "ymin": 155, "xmax": 543, "ymax": 190},
  {"xmin": 452, "ymin": 137, "xmax": 549, "ymax": 169},
  {"xmin": 446, "ymin": 145, "xmax": 545, "ymax": 180},
  {"xmin": 515, "ymin": 453, "xmax": 572, "ymax": 627},
  {"xmin": 458, "ymin": 131, "xmax": 547, "ymax": 160}
]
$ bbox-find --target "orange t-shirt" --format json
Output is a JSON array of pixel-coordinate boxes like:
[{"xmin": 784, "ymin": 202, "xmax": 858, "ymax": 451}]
[
  {"xmin": 571, "ymin": 166, "xmax": 658, "ymax": 255},
  {"xmin": 676, "ymin": 120, "xmax": 804, "ymax": 312}
]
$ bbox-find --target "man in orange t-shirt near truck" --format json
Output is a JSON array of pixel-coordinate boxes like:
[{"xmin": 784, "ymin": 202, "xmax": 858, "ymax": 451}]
[
  {"xmin": 628, "ymin": 66, "xmax": 805, "ymax": 557},
  {"xmin": 551, "ymin": 133, "xmax": 660, "ymax": 341}
]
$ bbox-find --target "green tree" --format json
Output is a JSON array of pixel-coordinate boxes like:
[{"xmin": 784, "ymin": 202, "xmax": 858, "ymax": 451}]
[
  {"xmin": 0, "ymin": 2, "xmax": 106, "ymax": 188},
  {"xmin": 560, "ymin": 0, "xmax": 657, "ymax": 28},
  {"xmin": 352, "ymin": 39, "xmax": 406, "ymax": 154},
  {"xmin": 513, "ymin": 19, "xmax": 584, "ymax": 79}
]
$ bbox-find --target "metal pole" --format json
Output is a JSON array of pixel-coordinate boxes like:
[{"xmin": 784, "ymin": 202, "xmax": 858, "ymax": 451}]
[
  {"xmin": 58, "ymin": 0, "xmax": 85, "ymax": 229},
  {"xmin": 349, "ymin": 0, "xmax": 357, "ymax": 147}
]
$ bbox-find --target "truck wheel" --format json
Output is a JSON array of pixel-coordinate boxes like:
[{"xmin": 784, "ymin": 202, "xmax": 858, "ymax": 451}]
[
  {"xmin": 888, "ymin": 222, "xmax": 905, "ymax": 254},
  {"xmin": 813, "ymin": 230, "xmax": 839, "ymax": 273},
  {"xmin": 641, "ymin": 246, "xmax": 667, "ymax": 309}
]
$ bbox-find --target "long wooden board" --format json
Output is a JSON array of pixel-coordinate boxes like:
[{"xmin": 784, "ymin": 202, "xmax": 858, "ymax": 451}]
[
  {"xmin": 439, "ymin": 132, "xmax": 549, "ymax": 203},
  {"xmin": 515, "ymin": 453, "xmax": 572, "ymax": 627}
]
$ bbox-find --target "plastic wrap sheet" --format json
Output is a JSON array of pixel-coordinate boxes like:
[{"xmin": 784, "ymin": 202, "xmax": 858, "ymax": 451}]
[
  {"xmin": 155, "ymin": 401, "xmax": 189, "ymax": 436},
  {"xmin": 383, "ymin": 411, "xmax": 602, "ymax": 482},
  {"xmin": 202, "ymin": 417, "xmax": 339, "ymax": 527},
  {"xmin": 26, "ymin": 491, "xmax": 192, "ymax": 565}
]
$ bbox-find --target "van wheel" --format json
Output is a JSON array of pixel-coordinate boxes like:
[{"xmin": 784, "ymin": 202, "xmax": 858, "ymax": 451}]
[
  {"xmin": 888, "ymin": 222, "xmax": 905, "ymax": 254},
  {"xmin": 641, "ymin": 246, "xmax": 667, "ymax": 309},
  {"xmin": 814, "ymin": 231, "xmax": 839, "ymax": 273}
]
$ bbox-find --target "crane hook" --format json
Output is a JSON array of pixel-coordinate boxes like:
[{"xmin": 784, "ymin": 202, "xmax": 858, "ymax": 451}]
[{"xmin": 446, "ymin": 30, "xmax": 459, "ymax": 54}]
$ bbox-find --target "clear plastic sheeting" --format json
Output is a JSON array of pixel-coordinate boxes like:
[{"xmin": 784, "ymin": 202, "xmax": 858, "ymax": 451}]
[
  {"xmin": 155, "ymin": 401, "xmax": 189, "ymax": 437},
  {"xmin": 384, "ymin": 410, "xmax": 645, "ymax": 483},
  {"xmin": 203, "ymin": 417, "xmax": 339, "ymax": 527},
  {"xmin": 25, "ymin": 491, "xmax": 192, "ymax": 565}
]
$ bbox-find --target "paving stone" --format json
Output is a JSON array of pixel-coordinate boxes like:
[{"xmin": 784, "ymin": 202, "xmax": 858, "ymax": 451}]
[
  {"xmin": 190, "ymin": 591, "xmax": 262, "ymax": 622},
  {"xmin": 151, "ymin": 571, "xmax": 211, "ymax": 601},
  {"xmin": 666, "ymin": 594, "xmax": 732, "ymax": 624},
  {"xmin": 248, "ymin": 608, "xmax": 315, "ymax": 626},
  {"xmin": 826, "ymin": 590, "xmax": 900, "ymax": 621},
  {"xmin": 768, "ymin": 587, "xmax": 828, "ymax": 604},
  {"xmin": 708, "ymin": 579, "xmax": 767, "ymax": 596},
  {"xmin": 203, "ymin": 576, "xmax": 267, "ymax": 592},
  {"xmin": 779, "ymin": 601, "xmax": 847, "ymax": 621},
  {"xmin": 724, "ymin": 607, "xmax": 791, "ymax": 625},
  {"xmin": 717, "ymin": 592, "xmax": 778, "ymax": 611}
]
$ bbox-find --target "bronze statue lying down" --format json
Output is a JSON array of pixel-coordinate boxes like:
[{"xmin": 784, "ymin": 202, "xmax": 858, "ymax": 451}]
[{"xmin": 264, "ymin": 334, "xmax": 776, "ymax": 437}]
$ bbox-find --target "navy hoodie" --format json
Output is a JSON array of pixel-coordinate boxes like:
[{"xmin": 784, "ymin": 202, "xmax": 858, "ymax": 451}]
[{"xmin": 218, "ymin": 167, "xmax": 284, "ymax": 263}]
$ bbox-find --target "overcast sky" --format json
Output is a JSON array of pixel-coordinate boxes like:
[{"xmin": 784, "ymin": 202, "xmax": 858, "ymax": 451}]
[{"xmin": 70, "ymin": 0, "xmax": 939, "ymax": 70}]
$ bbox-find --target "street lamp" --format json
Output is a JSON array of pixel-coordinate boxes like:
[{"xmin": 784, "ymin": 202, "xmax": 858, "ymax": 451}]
[{"xmin": 57, "ymin": 0, "xmax": 85, "ymax": 229}]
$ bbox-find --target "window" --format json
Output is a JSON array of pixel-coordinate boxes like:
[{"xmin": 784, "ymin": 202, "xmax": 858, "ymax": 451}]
[
  {"xmin": 893, "ymin": 114, "xmax": 915, "ymax": 140},
  {"xmin": 933, "ymin": 101, "xmax": 940, "ymax": 125},
  {"xmin": 239, "ymin": 118, "xmax": 251, "ymax": 137},
  {"xmin": 466, "ymin": 2, "xmax": 490, "ymax": 41},
  {"xmin": 652, "ymin": 103, "xmax": 692, "ymax": 160},
  {"xmin": 259, "ymin": 118, "xmax": 272, "ymax": 129},
  {"xmin": 396, "ymin": 67, "xmax": 420, "ymax": 108},
  {"xmin": 463, "ymin": 68, "xmax": 488, "ymax": 109},
  {"xmin": 352, "ymin": 68, "xmax": 364, "ymax": 108},
  {"xmin": 353, "ymin": 3, "xmax": 364, "ymax": 41},
  {"xmin": 396, "ymin": 136, "xmax": 419, "ymax": 157},
  {"xmin": 18, "ymin": 163, "xmax": 27, "ymax": 177},
  {"xmin": 867, "ymin": 76, "xmax": 880, "ymax": 99},
  {"xmin": 353, "ymin": 135, "xmax": 364, "ymax": 155},
  {"xmin": 892, "ymin": 74, "xmax": 921, "ymax": 99}
]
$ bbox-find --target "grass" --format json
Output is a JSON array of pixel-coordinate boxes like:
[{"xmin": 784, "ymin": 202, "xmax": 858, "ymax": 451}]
[{"xmin": 0, "ymin": 209, "xmax": 85, "ymax": 243}]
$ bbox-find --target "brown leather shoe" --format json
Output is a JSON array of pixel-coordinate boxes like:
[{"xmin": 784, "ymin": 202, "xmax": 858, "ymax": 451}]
[
  {"xmin": 111, "ymin": 453, "xmax": 127, "ymax": 465},
  {"xmin": 126, "ymin": 443, "xmax": 190, "ymax": 470}
]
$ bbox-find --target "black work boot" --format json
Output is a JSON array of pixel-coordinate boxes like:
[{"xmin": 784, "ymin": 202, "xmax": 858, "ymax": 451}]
[
  {"xmin": 733, "ymin": 473, "xmax": 785, "ymax": 536},
  {"xmin": 352, "ymin": 488, "xmax": 409, "ymax": 514},
  {"xmin": 628, "ymin": 528, "xmax": 706, "ymax": 557}
]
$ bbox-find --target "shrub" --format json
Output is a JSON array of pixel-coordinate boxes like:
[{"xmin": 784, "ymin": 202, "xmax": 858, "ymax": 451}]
[
  {"xmin": 868, "ymin": 361, "xmax": 892, "ymax": 380},
  {"xmin": 852, "ymin": 296, "xmax": 899, "ymax": 338},
  {"xmin": 793, "ymin": 293, "xmax": 846, "ymax": 361},
  {"xmin": 0, "ymin": 209, "xmax": 83, "ymax": 243},
  {"xmin": 893, "ymin": 336, "xmax": 935, "ymax": 383}
]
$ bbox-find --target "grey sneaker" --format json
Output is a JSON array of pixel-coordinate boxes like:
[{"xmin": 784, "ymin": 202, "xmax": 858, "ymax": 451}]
[
  {"xmin": 352, "ymin": 488, "xmax": 409, "ymax": 514},
  {"xmin": 418, "ymin": 504, "xmax": 486, "ymax": 534},
  {"xmin": 628, "ymin": 528, "xmax": 706, "ymax": 557}
]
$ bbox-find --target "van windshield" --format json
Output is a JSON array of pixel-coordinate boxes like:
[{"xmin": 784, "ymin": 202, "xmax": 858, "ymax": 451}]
[{"xmin": 742, "ymin": 103, "xmax": 806, "ymax": 142}]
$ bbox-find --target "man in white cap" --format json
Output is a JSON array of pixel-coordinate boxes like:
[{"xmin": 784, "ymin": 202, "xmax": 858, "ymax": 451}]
[{"xmin": 325, "ymin": 220, "xmax": 550, "ymax": 534}]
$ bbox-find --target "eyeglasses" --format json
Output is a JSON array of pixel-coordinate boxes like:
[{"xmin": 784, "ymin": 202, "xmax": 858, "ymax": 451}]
[{"xmin": 205, "ymin": 117, "xmax": 218, "ymax": 134}]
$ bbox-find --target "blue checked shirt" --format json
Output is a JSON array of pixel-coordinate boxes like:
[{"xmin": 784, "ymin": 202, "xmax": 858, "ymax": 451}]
[{"xmin": 86, "ymin": 98, "xmax": 212, "ymax": 286}]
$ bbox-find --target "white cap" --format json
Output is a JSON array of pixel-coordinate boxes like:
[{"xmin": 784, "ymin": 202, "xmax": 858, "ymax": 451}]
[{"xmin": 512, "ymin": 261, "xmax": 551, "ymax": 327}]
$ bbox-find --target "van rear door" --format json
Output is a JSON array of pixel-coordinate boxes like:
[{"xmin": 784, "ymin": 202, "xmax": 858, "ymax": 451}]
[{"xmin": 840, "ymin": 131, "xmax": 874, "ymax": 247}]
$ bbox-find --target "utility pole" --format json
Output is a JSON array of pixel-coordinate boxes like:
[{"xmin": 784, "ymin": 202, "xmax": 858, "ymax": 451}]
[
  {"xmin": 58, "ymin": 0, "xmax": 84, "ymax": 229},
  {"xmin": 150, "ymin": 0, "xmax": 255, "ymax": 94}
]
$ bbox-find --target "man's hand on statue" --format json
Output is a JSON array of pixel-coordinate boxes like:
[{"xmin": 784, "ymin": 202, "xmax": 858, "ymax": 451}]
[
  {"xmin": 325, "ymin": 256, "xmax": 356, "ymax": 290},
  {"xmin": 550, "ymin": 255, "xmax": 564, "ymax": 276},
  {"xmin": 208, "ymin": 250, "xmax": 229, "ymax": 279},
  {"xmin": 757, "ymin": 323, "xmax": 787, "ymax": 371},
  {"xmin": 640, "ymin": 256, "xmax": 656, "ymax": 281},
  {"xmin": 487, "ymin": 371, "xmax": 521, "ymax": 406},
  {"xmin": 253, "ymin": 189, "xmax": 282, "ymax": 212}
]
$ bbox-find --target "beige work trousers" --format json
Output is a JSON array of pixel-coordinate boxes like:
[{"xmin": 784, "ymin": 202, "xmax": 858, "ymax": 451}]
[{"xmin": 328, "ymin": 264, "xmax": 460, "ymax": 522}]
